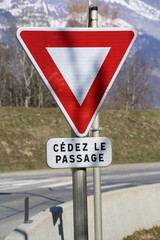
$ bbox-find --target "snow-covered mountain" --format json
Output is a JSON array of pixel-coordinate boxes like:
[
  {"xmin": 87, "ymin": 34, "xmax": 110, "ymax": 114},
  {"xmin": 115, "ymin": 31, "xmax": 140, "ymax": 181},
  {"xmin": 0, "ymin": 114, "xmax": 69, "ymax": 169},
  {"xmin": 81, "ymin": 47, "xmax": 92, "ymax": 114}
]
[
  {"xmin": 99, "ymin": 0, "xmax": 160, "ymax": 63},
  {"xmin": 102, "ymin": 0, "xmax": 160, "ymax": 41},
  {"xmin": 0, "ymin": 0, "xmax": 160, "ymax": 34},
  {"xmin": 0, "ymin": 0, "xmax": 160, "ymax": 54},
  {"xmin": 0, "ymin": 0, "xmax": 159, "ymax": 105},
  {"xmin": 0, "ymin": 0, "xmax": 66, "ymax": 31}
]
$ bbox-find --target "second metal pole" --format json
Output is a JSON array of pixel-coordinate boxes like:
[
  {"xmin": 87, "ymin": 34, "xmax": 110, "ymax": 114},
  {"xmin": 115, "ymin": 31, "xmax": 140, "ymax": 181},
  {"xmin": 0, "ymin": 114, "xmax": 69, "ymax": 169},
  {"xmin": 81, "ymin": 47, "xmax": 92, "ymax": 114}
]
[
  {"xmin": 92, "ymin": 115, "xmax": 103, "ymax": 240},
  {"xmin": 90, "ymin": 6, "xmax": 103, "ymax": 240}
]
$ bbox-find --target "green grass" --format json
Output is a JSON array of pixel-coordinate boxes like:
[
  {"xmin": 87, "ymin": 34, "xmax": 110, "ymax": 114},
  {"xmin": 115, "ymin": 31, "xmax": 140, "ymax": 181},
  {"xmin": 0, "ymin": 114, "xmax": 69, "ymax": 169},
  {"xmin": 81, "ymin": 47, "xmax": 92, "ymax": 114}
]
[
  {"xmin": 123, "ymin": 226, "xmax": 160, "ymax": 240},
  {"xmin": 100, "ymin": 110, "xmax": 160, "ymax": 164},
  {"xmin": 0, "ymin": 107, "xmax": 160, "ymax": 172}
]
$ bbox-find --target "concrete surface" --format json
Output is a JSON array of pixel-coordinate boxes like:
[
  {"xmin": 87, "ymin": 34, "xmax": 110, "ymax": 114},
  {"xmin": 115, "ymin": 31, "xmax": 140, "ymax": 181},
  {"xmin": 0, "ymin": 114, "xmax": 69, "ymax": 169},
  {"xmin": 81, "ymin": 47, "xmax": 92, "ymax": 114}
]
[
  {"xmin": 1, "ymin": 162, "xmax": 160, "ymax": 177},
  {"xmin": 5, "ymin": 183, "xmax": 160, "ymax": 240}
]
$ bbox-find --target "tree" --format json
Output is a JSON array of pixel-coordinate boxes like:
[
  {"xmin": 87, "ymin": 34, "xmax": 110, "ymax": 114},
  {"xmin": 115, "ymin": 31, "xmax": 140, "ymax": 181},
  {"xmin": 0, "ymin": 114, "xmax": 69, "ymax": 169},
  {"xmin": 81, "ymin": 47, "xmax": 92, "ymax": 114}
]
[
  {"xmin": 0, "ymin": 45, "xmax": 14, "ymax": 106},
  {"xmin": 11, "ymin": 0, "xmax": 56, "ymax": 108},
  {"xmin": 94, "ymin": 1, "xmax": 118, "ymax": 26},
  {"xmin": 67, "ymin": 0, "xmax": 118, "ymax": 27},
  {"xmin": 0, "ymin": 46, "xmax": 8, "ymax": 107},
  {"xmin": 104, "ymin": 53, "xmax": 155, "ymax": 110},
  {"xmin": 67, "ymin": 0, "xmax": 87, "ymax": 27}
]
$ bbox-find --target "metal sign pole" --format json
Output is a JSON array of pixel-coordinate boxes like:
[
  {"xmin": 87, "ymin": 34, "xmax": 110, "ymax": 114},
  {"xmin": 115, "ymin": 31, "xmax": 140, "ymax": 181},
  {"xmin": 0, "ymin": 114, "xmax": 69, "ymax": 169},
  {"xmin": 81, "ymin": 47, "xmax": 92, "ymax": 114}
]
[
  {"xmin": 72, "ymin": 129, "xmax": 88, "ymax": 240},
  {"xmin": 88, "ymin": 0, "xmax": 91, "ymax": 27},
  {"xmin": 90, "ymin": 6, "xmax": 103, "ymax": 240},
  {"xmin": 92, "ymin": 115, "xmax": 103, "ymax": 240}
]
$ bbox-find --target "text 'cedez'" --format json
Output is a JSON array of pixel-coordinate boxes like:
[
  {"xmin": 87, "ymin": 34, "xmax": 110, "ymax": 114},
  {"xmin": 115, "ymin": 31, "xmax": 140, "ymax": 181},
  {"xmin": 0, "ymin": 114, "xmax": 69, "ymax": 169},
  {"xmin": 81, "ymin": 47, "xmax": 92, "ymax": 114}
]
[{"xmin": 46, "ymin": 137, "xmax": 112, "ymax": 169}]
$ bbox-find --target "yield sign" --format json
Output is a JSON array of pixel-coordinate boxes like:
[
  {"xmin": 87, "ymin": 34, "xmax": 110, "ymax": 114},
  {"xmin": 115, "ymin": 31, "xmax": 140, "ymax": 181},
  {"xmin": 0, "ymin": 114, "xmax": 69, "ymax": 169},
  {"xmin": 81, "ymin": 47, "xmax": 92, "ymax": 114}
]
[{"xmin": 17, "ymin": 28, "xmax": 137, "ymax": 137}]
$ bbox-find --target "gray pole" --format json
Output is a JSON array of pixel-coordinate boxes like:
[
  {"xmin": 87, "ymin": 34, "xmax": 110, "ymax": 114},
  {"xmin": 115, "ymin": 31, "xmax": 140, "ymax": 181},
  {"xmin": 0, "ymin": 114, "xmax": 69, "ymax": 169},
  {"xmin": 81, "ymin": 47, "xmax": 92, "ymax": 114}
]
[
  {"xmin": 88, "ymin": 0, "xmax": 91, "ymax": 27},
  {"xmin": 90, "ymin": 6, "xmax": 103, "ymax": 240},
  {"xmin": 90, "ymin": 6, "xmax": 98, "ymax": 28},
  {"xmin": 24, "ymin": 197, "xmax": 29, "ymax": 223},
  {"xmin": 72, "ymin": 130, "xmax": 88, "ymax": 240},
  {"xmin": 92, "ymin": 115, "xmax": 103, "ymax": 240}
]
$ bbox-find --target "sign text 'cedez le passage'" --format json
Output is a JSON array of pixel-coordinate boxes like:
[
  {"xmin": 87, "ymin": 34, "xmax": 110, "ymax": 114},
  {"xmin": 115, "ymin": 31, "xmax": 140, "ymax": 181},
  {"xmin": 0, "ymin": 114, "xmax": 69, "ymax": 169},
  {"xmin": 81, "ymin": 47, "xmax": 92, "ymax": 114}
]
[{"xmin": 46, "ymin": 137, "xmax": 112, "ymax": 169}]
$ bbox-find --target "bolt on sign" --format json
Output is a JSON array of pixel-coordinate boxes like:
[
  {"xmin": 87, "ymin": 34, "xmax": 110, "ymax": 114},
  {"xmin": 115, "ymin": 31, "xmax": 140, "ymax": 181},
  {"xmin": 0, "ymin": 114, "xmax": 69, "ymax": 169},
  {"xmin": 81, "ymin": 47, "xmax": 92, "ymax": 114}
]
[
  {"xmin": 46, "ymin": 137, "xmax": 112, "ymax": 168},
  {"xmin": 16, "ymin": 27, "xmax": 137, "ymax": 137}
]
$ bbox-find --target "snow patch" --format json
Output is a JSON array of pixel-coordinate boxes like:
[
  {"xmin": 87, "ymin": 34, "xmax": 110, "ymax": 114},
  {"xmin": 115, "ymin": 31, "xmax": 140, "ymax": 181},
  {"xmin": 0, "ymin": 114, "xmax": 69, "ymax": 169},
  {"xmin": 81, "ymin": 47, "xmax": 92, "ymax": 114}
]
[
  {"xmin": 0, "ymin": 0, "xmax": 12, "ymax": 9},
  {"xmin": 104, "ymin": 0, "xmax": 160, "ymax": 21}
]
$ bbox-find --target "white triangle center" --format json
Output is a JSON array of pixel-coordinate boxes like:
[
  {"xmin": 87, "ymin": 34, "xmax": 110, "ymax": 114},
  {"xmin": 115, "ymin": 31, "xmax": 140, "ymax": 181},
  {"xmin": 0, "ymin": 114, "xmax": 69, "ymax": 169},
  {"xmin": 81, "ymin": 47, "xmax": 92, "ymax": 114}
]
[{"xmin": 46, "ymin": 47, "xmax": 111, "ymax": 105}]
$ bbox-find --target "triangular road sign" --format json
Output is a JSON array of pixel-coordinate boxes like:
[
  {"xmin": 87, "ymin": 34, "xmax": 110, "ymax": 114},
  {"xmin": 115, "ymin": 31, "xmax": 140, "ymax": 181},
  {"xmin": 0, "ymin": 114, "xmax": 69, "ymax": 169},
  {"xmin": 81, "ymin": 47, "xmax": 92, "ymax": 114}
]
[{"xmin": 17, "ymin": 28, "xmax": 137, "ymax": 137}]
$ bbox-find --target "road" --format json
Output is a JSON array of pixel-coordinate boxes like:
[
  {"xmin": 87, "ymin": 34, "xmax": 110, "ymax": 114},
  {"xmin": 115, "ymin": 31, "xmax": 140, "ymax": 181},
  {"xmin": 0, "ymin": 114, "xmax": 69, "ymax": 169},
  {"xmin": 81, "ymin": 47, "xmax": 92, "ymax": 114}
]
[{"xmin": 1, "ymin": 163, "xmax": 160, "ymax": 240}]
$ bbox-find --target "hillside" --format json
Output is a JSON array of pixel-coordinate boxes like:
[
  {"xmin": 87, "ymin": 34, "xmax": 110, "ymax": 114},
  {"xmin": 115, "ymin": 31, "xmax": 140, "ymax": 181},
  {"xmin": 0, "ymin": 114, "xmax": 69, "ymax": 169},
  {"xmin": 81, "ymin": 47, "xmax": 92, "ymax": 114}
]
[{"xmin": 0, "ymin": 107, "xmax": 159, "ymax": 172}]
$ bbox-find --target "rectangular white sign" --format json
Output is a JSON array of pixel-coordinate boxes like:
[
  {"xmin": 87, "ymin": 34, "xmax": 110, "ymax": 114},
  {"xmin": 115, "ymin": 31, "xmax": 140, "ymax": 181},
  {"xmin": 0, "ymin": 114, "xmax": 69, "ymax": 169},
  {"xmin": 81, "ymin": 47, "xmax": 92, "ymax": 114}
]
[{"xmin": 46, "ymin": 137, "xmax": 112, "ymax": 169}]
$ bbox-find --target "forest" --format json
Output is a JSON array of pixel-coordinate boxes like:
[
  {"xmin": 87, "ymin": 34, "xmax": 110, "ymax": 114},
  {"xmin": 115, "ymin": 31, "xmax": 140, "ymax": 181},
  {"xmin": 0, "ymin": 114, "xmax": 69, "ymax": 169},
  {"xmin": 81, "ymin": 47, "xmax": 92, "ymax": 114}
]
[{"xmin": 0, "ymin": 0, "xmax": 159, "ymax": 109}]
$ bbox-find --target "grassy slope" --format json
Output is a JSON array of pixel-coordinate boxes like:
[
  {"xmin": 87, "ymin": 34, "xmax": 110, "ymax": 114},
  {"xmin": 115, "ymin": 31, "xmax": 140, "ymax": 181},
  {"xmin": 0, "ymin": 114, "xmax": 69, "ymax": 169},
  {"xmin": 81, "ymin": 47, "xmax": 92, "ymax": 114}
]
[
  {"xmin": 0, "ymin": 107, "xmax": 160, "ymax": 172},
  {"xmin": 123, "ymin": 226, "xmax": 160, "ymax": 240}
]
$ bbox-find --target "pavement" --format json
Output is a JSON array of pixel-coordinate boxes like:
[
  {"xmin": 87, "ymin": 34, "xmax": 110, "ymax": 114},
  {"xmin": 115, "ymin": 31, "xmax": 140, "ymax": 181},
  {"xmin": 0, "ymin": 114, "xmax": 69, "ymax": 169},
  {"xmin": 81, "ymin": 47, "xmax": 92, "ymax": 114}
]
[{"xmin": 0, "ymin": 162, "xmax": 160, "ymax": 177}]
